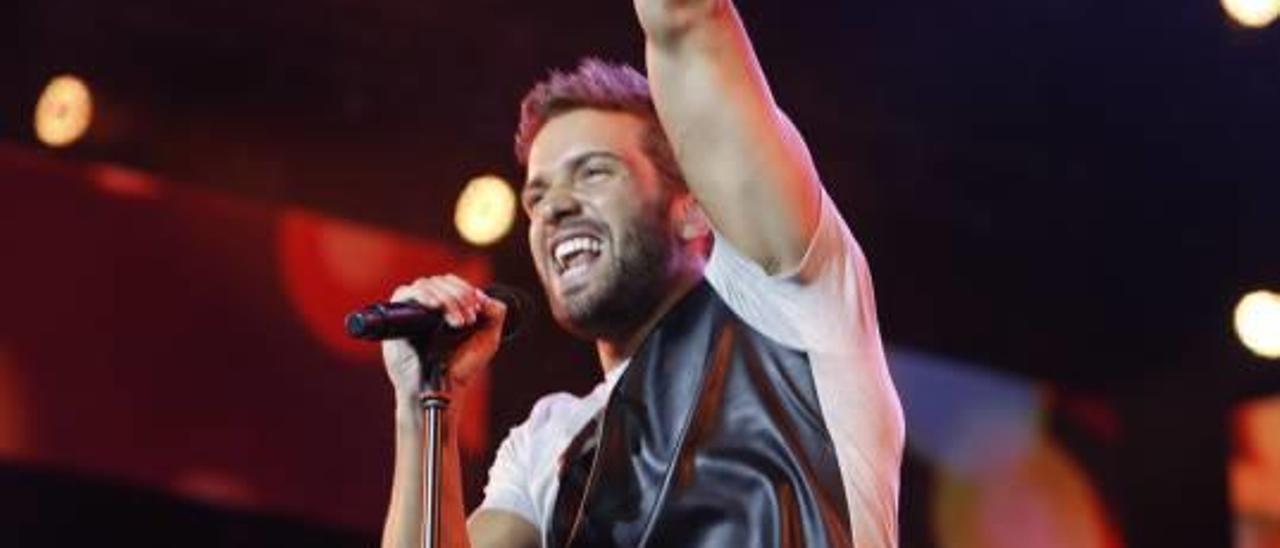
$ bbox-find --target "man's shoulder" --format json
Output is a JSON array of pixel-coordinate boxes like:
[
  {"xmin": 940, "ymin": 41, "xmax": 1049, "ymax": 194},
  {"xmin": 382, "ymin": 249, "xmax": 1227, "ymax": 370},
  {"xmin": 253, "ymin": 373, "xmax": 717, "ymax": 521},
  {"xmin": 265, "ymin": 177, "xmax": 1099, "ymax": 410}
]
[
  {"xmin": 514, "ymin": 390, "xmax": 586, "ymax": 435},
  {"xmin": 703, "ymin": 187, "xmax": 876, "ymax": 353},
  {"xmin": 530, "ymin": 390, "xmax": 588, "ymax": 419},
  {"xmin": 506, "ymin": 379, "xmax": 612, "ymax": 442}
]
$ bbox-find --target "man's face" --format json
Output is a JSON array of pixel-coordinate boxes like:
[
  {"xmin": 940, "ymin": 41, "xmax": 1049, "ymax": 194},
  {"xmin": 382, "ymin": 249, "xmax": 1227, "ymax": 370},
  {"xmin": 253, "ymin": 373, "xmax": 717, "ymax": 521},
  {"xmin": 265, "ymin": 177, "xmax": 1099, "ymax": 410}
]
[{"xmin": 522, "ymin": 109, "xmax": 679, "ymax": 338}]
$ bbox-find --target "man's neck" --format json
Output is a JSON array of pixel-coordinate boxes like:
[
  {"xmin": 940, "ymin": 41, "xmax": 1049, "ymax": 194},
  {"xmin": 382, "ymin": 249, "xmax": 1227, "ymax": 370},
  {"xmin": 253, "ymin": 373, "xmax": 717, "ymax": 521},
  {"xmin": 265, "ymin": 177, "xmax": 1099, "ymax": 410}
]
[{"xmin": 595, "ymin": 273, "xmax": 703, "ymax": 376}]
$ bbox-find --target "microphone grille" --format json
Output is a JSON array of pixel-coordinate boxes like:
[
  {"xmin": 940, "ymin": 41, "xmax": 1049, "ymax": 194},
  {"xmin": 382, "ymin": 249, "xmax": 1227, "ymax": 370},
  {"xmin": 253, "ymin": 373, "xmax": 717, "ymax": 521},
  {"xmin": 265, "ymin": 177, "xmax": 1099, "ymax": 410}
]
[{"xmin": 344, "ymin": 312, "xmax": 369, "ymax": 339}]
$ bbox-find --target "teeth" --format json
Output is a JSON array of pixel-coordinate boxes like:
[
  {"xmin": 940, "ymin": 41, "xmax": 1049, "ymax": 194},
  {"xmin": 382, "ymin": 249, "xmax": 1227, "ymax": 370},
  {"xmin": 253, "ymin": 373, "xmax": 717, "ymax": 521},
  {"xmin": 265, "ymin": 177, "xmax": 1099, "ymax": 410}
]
[{"xmin": 553, "ymin": 236, "xmax": 602, "ymax": 270}]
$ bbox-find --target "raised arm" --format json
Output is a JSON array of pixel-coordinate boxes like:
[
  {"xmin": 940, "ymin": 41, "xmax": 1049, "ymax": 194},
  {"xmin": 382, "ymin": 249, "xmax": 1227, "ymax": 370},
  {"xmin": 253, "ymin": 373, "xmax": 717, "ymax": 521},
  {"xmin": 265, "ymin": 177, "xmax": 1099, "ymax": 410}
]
[{"xmin": 635, "ymin": 0, "xmax": 824, "ymax": 275}]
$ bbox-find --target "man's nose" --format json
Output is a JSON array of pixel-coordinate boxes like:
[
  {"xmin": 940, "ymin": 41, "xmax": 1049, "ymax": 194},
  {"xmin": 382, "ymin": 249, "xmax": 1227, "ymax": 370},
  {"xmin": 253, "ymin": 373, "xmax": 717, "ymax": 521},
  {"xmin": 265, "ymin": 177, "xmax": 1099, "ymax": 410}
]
[{"xmin": 538, "ymin": 185, "xmax": 581, "ymax": 222}]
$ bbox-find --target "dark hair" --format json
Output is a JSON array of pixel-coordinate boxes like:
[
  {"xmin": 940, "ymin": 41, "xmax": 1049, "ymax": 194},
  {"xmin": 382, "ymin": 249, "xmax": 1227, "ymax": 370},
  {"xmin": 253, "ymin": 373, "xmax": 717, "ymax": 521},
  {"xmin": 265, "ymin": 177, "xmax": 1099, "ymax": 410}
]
[{"xmin": 514, "ymin": 58, "xmax": 683, "ymax": 189}]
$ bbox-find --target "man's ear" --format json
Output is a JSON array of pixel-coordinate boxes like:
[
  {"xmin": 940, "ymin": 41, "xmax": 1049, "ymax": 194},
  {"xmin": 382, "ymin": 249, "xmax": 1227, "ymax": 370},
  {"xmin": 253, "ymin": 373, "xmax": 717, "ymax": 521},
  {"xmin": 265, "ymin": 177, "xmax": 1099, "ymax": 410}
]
[{"xmin": 673, "ymin": 193, "xmax": 712, "ymax": 242}]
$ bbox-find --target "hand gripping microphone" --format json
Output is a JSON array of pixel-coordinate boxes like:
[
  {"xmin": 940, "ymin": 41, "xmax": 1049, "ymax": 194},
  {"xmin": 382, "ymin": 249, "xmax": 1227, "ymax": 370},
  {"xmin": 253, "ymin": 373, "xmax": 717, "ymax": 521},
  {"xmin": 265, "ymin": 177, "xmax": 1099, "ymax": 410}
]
[
  {"xmin": 347, "ymin": 285, "xmax": 535, "ymax": 548},
  {"xmin": 344, "ymin": 284, "xmax": 533, "ymax": 343}
]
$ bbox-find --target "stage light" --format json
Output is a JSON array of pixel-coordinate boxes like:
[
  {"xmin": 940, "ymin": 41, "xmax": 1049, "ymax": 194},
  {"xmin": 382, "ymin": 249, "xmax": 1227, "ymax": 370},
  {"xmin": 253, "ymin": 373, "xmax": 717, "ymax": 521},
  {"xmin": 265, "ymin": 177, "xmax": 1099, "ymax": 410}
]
[
  {"xmin": 1230, "ymin": 396, "xmax": 1280, "ymax": 542},
  {"xmin": 1235, "ymin": 290, "xmax": 1280, "ymax": 359},
  {"xmin": 455, "ymin": 175, "xmax": 517, "ymax": 246},
  {"xmin": 34, "ymin": 74, "xmax": 93, "ymax": 147},
  {"xmin": 1222, "ymin": 0, "xmax": 1280, "ymax": 27}
]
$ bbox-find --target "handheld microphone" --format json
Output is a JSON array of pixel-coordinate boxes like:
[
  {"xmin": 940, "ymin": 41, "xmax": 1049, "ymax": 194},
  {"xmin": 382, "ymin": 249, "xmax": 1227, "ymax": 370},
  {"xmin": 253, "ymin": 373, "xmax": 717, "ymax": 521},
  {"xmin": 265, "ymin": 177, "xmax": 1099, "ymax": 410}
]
[{"xmin": 344, "ymin": 284, "xmax": 533, "ymax": 342}]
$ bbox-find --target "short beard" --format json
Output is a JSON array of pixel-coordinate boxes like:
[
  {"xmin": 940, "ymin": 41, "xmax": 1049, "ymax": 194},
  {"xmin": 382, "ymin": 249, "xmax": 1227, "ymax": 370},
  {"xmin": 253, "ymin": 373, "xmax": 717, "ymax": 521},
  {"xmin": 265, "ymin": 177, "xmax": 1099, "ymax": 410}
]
[{"xmin": 557, "ymin": 211, "xmax": 677, "ymax": 340}]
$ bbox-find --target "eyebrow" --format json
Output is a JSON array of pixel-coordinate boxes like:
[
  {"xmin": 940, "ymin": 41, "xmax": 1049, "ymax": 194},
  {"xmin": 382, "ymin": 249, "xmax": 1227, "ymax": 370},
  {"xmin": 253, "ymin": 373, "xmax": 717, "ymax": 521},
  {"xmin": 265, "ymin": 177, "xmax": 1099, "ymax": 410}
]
[{"xmin": 525, "ymin": 150, "xmax": 625, "ymax": 190}]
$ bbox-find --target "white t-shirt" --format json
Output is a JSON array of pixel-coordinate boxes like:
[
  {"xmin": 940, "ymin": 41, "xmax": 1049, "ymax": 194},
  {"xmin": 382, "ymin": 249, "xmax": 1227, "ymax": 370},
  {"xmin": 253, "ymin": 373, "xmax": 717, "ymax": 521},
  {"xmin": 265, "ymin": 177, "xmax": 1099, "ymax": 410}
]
[{"xmin": 476, "ymin": 190, "xmax": 904, "ymax": 548}]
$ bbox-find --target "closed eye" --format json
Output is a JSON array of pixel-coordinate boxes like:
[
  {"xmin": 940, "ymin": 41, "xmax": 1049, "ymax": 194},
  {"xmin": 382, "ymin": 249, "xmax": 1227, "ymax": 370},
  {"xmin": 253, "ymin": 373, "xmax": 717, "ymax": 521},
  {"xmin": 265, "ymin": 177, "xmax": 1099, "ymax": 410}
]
[
  {"xmin": 521, "ymin": 186, "xmax": 544, "ymax": 212},
  {"xmin": 578, "ymin": 162, "xmax": 614, "ymax": 182}
]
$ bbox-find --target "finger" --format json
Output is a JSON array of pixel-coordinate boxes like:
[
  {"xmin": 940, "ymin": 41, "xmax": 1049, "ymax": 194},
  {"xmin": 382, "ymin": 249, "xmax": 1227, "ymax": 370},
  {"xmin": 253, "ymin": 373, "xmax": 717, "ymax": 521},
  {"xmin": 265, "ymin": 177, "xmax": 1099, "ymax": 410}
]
[
  {"xmin": 417, "ymin": 282, "xmax": 466, "ymax": 326},
  {"xmin": 392, "ymin": 280, "xmax": 461, "ymax": 328},
  {"xmin": 439, "ymin": 275, "xmax": 480, "ymax": 310},
  {"xmin": 390, "ymin": 279, "xmax": 443, "ymax": 309},
  {"xmin": 438, "ymin": 275, "xmax": 482, "ymax": 324},
  {"xmin": 393, "ymin": 281, "xmax": 447, "ymax": 321},
  {"xmin": 478, "ymin": 291, "xmax": 508, "ymax": 325},
  {"xmin": 415, "ymin": 277, "xmax": 472, "ymax": 327},
  {"xmin": 422, "ymin": 284, "xmax": 451, "ymax": 309},
  {"xmin": 390, "ymin": 284, "xmax": 417, "ymax": 304},
  {"xmin": 464, "ymin": 283, "xmax": 489, "ymax": 320}
]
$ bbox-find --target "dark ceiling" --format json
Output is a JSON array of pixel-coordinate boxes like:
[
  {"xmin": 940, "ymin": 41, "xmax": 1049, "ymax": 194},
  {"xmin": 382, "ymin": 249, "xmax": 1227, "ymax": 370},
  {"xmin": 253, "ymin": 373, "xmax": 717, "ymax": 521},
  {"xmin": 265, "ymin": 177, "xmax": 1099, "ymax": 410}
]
[{"xmin": 3, "ymin": 0, "xmax": 1277, "ymax": 391}]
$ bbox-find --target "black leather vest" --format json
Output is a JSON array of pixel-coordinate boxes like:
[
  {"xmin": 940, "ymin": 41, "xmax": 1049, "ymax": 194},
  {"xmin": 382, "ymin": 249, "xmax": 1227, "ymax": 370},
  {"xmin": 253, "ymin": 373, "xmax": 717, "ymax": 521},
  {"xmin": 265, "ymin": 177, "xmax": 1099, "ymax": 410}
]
[{"xmin": 547, "ymin": 281, "xmax": 853, "ymax": 548}]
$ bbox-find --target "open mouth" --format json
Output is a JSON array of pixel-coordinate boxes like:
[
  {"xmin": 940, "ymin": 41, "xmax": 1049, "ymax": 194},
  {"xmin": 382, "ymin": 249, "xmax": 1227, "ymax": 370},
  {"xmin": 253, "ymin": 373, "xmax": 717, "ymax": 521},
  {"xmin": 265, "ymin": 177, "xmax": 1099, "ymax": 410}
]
[{"xmin": 551, "ymin": 233, "xmax": 603, "ymax": 280}]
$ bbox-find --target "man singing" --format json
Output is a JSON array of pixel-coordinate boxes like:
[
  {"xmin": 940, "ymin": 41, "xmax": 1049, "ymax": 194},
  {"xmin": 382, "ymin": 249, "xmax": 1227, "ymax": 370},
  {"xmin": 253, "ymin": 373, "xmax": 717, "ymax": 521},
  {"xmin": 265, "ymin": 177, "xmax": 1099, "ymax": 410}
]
[{"xmin": 379, "ymin": 1, "xmax": 903, "ymax": 546}]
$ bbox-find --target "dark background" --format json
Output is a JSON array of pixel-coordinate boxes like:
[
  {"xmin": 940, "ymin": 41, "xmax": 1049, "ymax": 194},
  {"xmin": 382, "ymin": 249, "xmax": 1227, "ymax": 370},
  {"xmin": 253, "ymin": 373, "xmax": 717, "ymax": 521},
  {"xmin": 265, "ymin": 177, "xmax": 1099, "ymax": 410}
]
[{"xmin": 1, "ymin": 1, "xmax": 1277, "ymax": 546}]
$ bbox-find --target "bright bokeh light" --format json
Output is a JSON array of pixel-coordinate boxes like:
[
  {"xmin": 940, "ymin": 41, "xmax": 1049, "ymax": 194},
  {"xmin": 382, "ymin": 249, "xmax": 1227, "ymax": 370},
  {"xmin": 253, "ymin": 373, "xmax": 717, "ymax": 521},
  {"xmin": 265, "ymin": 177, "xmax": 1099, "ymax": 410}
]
[
  {"xmin": 1223, "ymin": 0, "xmax": 1280, "ymax": 27},
  {"xmin": 34, "ymin": 74, "xmax": 93, "ymax": 147},
  {"xmin": 1235, "ymin": 290, "xmax": 1280, "ymax": 359},
  {"xmin": 455, "ymin": 174, "xmax": 517, "ymax": 246},
  {"xmin": 1232, "ymin": 396, "xmax": 1280, "ymax": 547},
  {"xmin": 1232, "ymin": 396, "xmax": 1280, "ymax": 518}
]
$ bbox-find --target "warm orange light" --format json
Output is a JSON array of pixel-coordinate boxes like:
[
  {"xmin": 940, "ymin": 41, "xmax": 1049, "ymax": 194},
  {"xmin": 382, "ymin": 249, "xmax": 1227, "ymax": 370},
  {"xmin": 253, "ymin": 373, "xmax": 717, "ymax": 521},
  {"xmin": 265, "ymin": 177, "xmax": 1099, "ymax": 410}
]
[
  {"xmin": 455, "ymin": 175, "xmax": 517, "ymax": 246},
  {"xmin": 172, "ymin": 468, "xmax": 260, "ymax": 509},
  {"xmin": 88, "ymin": 163, "xmax": 162, "ymax": 200},
  {"xmin": 34, "ymin": 74, "xmax": 93, "ymax": 147},
  {"xmin": 1235, "ymin": 290, "xmax": 1280, "ymax": 359},
  {"xmin": 1231, "ymin": 397, "xmax": 1280, "ymax": 545},
  {"xmin": 1223, "ymin": 0, "xmax": 1280, "ymax": 27},
  {"xmin": 1233, "ymin": 397, "xmax": 1280, "ymax": 512},
  {"xmin": 932, "ymin": 437, "xmax": 1121, "ymax": 548}
]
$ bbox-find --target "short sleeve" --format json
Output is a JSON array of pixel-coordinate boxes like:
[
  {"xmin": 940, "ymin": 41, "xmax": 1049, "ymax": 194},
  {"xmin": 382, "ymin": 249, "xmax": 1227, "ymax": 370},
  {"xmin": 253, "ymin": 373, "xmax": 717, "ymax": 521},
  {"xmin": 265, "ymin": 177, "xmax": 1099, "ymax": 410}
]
[
  {"xmin": 476, "ymin": 419, "xmax": 538, "ymax": 524},
  {"xmin": 475, "ymin": 392, "xmax": 574, "ymax": 526},
  {"xmin": 705, "ymin": 188, "xmax": 881, "ymax": 353}
]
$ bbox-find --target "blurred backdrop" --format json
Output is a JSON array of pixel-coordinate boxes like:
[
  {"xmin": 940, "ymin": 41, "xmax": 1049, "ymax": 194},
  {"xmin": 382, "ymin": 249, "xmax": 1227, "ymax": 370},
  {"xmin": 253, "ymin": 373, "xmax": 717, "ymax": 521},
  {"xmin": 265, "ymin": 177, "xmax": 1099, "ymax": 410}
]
[{"xmin": 1, "ymin": 1, "xmax": 1278, "ymax": 546}]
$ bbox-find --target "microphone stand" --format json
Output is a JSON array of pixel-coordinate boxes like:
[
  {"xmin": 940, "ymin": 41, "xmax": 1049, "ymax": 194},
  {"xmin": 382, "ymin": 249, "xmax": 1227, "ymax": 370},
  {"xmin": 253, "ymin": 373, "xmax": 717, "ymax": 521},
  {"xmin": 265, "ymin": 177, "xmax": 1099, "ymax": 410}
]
[{"xmin": 410, "ymin": 338, "xmax": 448, "ymax": 548}]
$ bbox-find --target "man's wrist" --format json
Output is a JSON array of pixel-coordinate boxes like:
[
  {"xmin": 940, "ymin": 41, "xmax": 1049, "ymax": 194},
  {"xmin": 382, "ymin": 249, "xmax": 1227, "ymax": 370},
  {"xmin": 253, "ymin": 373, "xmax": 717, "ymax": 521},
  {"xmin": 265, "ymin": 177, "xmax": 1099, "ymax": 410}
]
[{"xmin": 394, "ymin": 394, "xmax": 424, "ymax": 429}]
